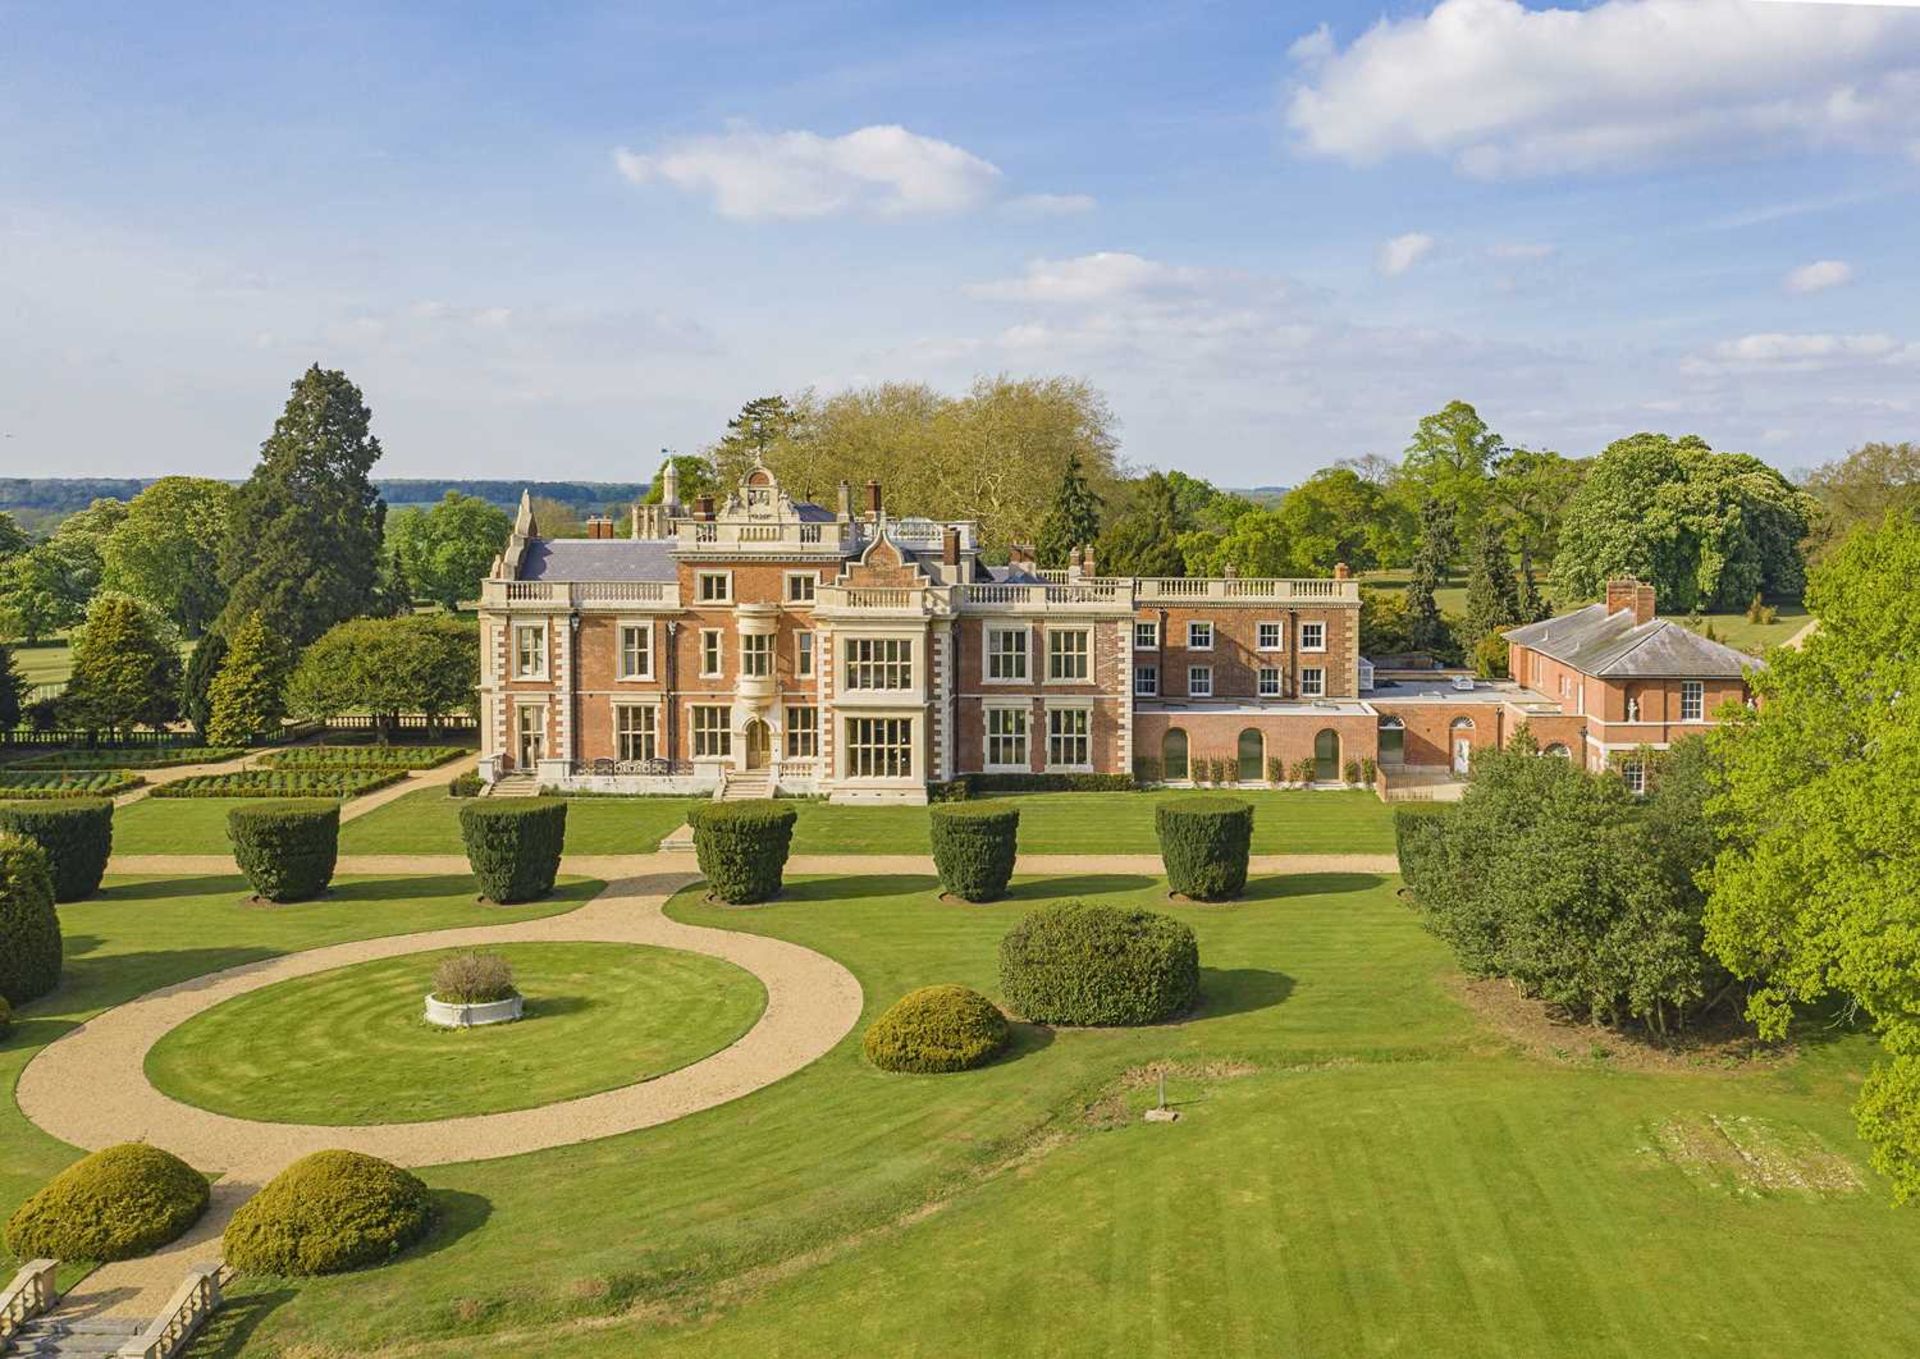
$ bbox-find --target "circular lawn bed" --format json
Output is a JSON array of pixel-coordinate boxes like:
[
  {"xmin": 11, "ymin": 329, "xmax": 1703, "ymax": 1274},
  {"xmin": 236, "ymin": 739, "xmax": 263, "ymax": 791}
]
[{"xmin": 145, "ymin": 942, "xmax": 766, "ymax": 1125}]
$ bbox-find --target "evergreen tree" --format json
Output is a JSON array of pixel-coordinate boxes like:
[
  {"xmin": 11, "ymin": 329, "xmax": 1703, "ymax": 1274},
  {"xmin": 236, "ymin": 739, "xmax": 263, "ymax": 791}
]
[
  {"xmin": 1036, "ymin": 453, "xmax": 1104, "ymax": 569},
  {"xmin": 0, "ymin": 644, "xmax": 23, "ymax": 731},
  {"xmin": 1406, "ymin": 498, "xmax": 1452, "ymax": 655},
  {"xmin": 180, "ymin": 628, "xmax": 229, "ymax": 740},
  {"xmin": 1416, "ymin": 496, "xmax": 1459, "ymax": 580},
  {"xmin": 1463, "ymin": 520, "xmax": 1521, "ymax": 644},
  {"xmin": 1096, "ymin": 473, "xmax": 1187, "ymax": 578},
  {"xmin": 1515, "ymin": 544, "xmax": 1547, "ymax": 622},
  {"xmin": 219, "ymin": 365, "xmax": 386, "ymax": 648},
  {"xmin": 370, "ymin": 540, "xmax": 415, "ymax": 618},
  {"xmin": 61, "ymin": 595, "xmax": 182, "ymax": 735},
  {"xmin": 207, "ymin": 613, "xmax": 290, "ymax": 745}
]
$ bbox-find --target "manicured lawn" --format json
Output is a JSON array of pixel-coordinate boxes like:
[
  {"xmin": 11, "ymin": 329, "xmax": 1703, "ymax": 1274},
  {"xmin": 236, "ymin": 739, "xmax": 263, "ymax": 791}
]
[
  {"xmin": 111, "ymin": 797, "xmax": 258, "ymax": 855},
  {"xmin": 147, "ymin": 941, "xmax": 765, "ymax": 1124},
  {"xmin": 159, "ymin": 871, "xmax": 1920, "ymax": 1358},
  {"xmin": 1662, "ymin": 604, "xmax": 1810, "ymax": 656},
  {"xmin": 338, "ymin": 790, "xmax": 701, "ymax": 856}
]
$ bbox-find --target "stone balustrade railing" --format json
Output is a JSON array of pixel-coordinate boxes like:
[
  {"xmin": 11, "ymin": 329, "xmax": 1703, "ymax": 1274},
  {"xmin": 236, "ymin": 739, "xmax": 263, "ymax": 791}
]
[
  {"xmin": 1, "ymin": 1259, "xmax": 58, "ymax": 1350},
  {"xmin": 479, "ymin": 580, "xmax": 680, "ymax": 608},
  {"xmin": 114, "ymin": 1265, "xmax": 226, "ymax": 1359}
]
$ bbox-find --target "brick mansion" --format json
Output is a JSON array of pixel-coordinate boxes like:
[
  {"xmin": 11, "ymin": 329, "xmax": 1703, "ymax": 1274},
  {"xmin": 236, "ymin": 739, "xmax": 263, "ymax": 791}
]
[{"xmin": 476, "ymin": 463, "xmax": 1760, "ymax": 802}]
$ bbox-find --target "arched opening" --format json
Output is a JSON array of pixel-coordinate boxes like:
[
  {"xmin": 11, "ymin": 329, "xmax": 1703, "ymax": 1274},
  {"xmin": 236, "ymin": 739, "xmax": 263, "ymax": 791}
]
[
  {"xmin": 743, "ymin": 719, "xmax": 771, "ymax": 769},
  {"xmin": 1237, "ymin": 728, "xmax": 1264, "ymax": 783},
  {"xmin": 1544, "ymin": 743, "xmax": 1571, "ymax": 759},
  {"xmin": 1162, "ymin": 728, "xmax": 1189, "ymax": 782},
  {"xmin": 1377, "ymin": 716, "xmax": 1406, "ymax": 766},
  {"xmin": 1449, "ymin": 716, "xmax": 1475, "ymax": 775},
  {"xmin": 1313, "ymin": 729, "xmax": 1339, "ymax": 782}
]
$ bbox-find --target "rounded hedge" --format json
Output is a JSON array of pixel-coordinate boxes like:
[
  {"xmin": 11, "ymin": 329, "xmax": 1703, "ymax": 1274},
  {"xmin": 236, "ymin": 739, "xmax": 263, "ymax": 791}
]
[
  {"xmin": 1155, "ymin": 796, "xmax": 1253, "ymax": 902},
  {"xmin": 689, "ymin": 800, "xmax": 796, "ymax": 905},
  {"xmin": 929, "ymin": 801, "xmax": 1019, "ymax": 903},
  {"xmin": 0, "ymin": 834, "xmax": 61, "ymax": 1008},
  {"xmin": 459, "ymin": 799, "xmax": 568, "ymax": 904},
  {"xmin": 4, "ymin": 1143, "xmax": 209, "ymax": 1262},
  {"xmin": 863, "ymin": 984, "xmax": 1011, "ymax": 1073},
  {"xmin": 0, "ymin": 799, "xmax": 113, "ymax": 903},
  {"xmin": 998, "ymin": 901, "xmax": 1200, "ymax": 1027},
  {"xmin": 228, "ymin": 800, "xmax": 340, "ymax": 903},
  {"xmin": 223, "ymin": 1150, "xmax": 431, "ymax": 1276}
]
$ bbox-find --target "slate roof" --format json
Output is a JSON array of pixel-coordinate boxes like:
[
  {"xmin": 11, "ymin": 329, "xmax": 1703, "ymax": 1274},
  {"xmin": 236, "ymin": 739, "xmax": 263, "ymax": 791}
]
[
  {"xmin": 1504, "ymin": 603, "xmax": 1761, "ymax": 678},
  {"xmin": 519, "ymin": 539, "xmax": 677, "ymax": 583}
]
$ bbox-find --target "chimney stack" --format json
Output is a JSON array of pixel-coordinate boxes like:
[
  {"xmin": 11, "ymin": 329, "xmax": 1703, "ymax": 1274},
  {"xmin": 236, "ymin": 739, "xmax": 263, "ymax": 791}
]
[
  {"xmin": 1605, "ymin": 578, "xmax": 1656, "ymax": 625},
  {"xmin": 696, "ymin": 494, "xmax": 715, "ymax": 521},
  {"xmin": 942, "ymin": 525, "xmax": 961, "ymax": 568},
  {"xmin": 1333, "ymin": 561, "xmax": 1351, "ymax": 581},
  {"xmin": 865, "ymin": 480, "xmax": 883, "ymax": 516},
  {"xmin": 1008, "ymin": 542, "xmax": 1035, "ymax": 568},
  {"xmin": 586, "ymin": 515, "xmax": 615, "ymax": 540},
  {"xmin": 1080, "ymin": 544, "xmax": 1096, "ymax": 577},
  {"xmin": 837, "ymin": 480, "xmax": 854, "ymax": 521}
]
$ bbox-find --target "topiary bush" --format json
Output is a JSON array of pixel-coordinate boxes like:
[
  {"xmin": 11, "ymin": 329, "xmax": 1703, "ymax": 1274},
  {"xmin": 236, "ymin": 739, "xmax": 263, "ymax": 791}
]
[
  {"xmin": 689, "ymin": 800, "xmax": 796, "ymax": 904},
  {"xmin": 4, "ymin": 1144, "xmax": 209, "ymax": 1262},
  {"xmin": 1155, "ymin": 796, "xmax": 1253, "ymax": 902},
  {"xmin": 999, "ymin": 901, "xmax": 1199, "ymax": 1027},
  {"xmin": 223, "ymin": 1149, "xmax": 432, "ymax": 1276},
  {"xmin": 0, "ymin": 834, "xmax": 61, "ymax": 1007},
  {"xmin": 929, "ymin": 801, "xmax": 1019, "ymax": 903},
  {"xmin": 431, "ymin": 951, "xmax": 517, "ymax": 1003},
  {"xmin": 447, "ymin": 771, "xmax": 482, "ymax": 798},
  {"xmin": 863, "ymin": 984, "xmax": 1010, "ymax": 1073},
  {"xmin": 459, "ymin": 799, "xmax": 568, "ymax": 904},
  {"xmin": 0, "ymin": 799, "xmax": 113, "ymax": 903},
  {"xmin": 228, "ymin": 800, "xmax": 340, "ymax": 903},
  {"xmin": 0, "ymin": 995, "xmax": 11, "ymax": 1038}
]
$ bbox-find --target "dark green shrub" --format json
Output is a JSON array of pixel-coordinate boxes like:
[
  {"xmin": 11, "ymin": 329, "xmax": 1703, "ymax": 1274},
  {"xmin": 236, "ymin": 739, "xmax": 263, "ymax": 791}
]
[
  {"xmin": 447, "ymin": 771, "xmax": 482, "ymax": 798},
  {"xmin": 928, "ymin": 772, "xmax": 1135, "ymax": 801},
  {"xmin": 0, "ymin": 834, "xmax": 60, "ymax": 1006},
  {"xmin": 223, "ymin": 1150, "xmax": 431, "ymax": 1276},
  {"xmin": 929, "ymin": 801, "xmax": 1019, "ymax": 902},
  {"xmin": 459, "ymin": 799, "xmax": 568, "ymax": 904},
  {"xmin": 228, "ymin": 800, "xmax": 340, "ymax": 903},
  {"xmin": 863, "ymin": 984, "xmax": 1010, "ymax": 1072},
  {"xmin": 998, "ymin": 901, "xmax": 1199, "ymax": 1026},
  {"xmin": 1156, "ymin": 796, "xmax": 1253, "ymax": 902},
  {"xmin": 0, "ymin": 770, "xmax": 142, "ymax": 799},
  {"xmin": 0, "ymin": 799, "xmax": 113, "ymax": 902},
  {"xmin": 155, "ymin": 769, "xmax": 401, "ymax": 799},
  {"xmin": 689, "ymin": 800, "xmax": 796, "ymax": 904},
  {"xmin": 261, "ymin": 746, "xmax": 464, "ymax": 771},
  {"xmin": 0, "ymin": 995, "xmax": 11, "ymax": 1038},
  {"xmin": 4, "ymin": 1144, "xmax": 209, "ymax": 1262},
  {"xmin": 1393, "ymin": 805, "xmax": 1454, "ymax": 905}
]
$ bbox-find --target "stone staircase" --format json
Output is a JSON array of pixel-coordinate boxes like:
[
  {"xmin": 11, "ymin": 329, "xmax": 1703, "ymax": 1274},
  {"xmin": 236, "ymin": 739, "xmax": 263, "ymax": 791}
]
[
  {"xmin": 714, "ymin": 769, "xmax": 772, "ymax": 802},
  {"xmin": 6, "ymin": 1315, "xmax": 146, "ymax": 1357},
  {"xmin": 486, "ymin": 772, "xmax": 542, "ymax": 798}
]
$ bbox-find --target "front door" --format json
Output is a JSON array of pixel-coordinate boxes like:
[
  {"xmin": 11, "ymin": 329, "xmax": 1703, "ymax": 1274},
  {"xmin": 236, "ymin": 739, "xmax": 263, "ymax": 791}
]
[
  {"xmin": 516, "ymin": 706, "xmax": 546, "ymax": 769},
  {"xmin": 1452, "ymin": 738, "xmax": 1471, "ymax": 775},
  {"xmin": 744, "ymin": 719, "xmax": 771, "ymax": 769}
]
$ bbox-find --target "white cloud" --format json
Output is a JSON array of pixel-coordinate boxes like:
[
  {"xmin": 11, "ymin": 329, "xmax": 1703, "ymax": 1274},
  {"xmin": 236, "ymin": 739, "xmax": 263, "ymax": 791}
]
[
  {"xmin": 1784, "ymin": 259, "xmax": 1854, "ymax": 293},
  {"xmin": 965, "ymin": 252, "xmax": 1227, "ymax": 303},
  {"xmin": 613, "ymin": 123, "xmax": 1002, "ymax": 219},
  {"xmin": 1377, "ymin": 232, "xmax": 1434, "ymax": 276},
  {"xmin": 1488, "ymin": 241, "xmax": 1555, "ymax": 259},
  {"xmin": 1683, "ymin": 331, "xmax": 1916, "ymax": 374},
  {"xmin": 1286, "ymin": 0, "xmax": 1920, "ymax": 177},
  {"xmin": 1003, "ymin": 192, "xmax": 1097, "ymax": 218}
]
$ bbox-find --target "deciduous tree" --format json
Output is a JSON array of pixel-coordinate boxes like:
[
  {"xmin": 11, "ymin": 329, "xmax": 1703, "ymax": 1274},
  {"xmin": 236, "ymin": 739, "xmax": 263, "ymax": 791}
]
[
  {"xmin": 101, "ymin": 477, "xmax": 234, "ymax": 637},
  {"xmin": 284, "ymin": 615, "xmax": 478, "ymax": 738},
  {"xmin": 1397, "ymin": 400, "xmax": 1503, "ymax": 546},
  {"xmin": 386, "ymin": 492, "xmax": 512, "ymax": 611}
]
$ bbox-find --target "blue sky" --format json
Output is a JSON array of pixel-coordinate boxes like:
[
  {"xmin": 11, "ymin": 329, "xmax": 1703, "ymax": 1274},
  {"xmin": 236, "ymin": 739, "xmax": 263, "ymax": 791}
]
[{"xmin": 3, "ymin": 0, "xmax": 1918, "ymax": 485}]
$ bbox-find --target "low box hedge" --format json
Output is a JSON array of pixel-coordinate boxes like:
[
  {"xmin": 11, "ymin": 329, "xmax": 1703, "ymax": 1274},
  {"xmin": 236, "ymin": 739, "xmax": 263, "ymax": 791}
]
[
  {"xmin": 930, "ymin": 771, "xmax": 1135, "ymax": 801},
  {"xmin": 689, "ymin": 800, "xmax": 797, "ymax": 904},
  {"xmin": 228, "ymin": 800, "xmax": 341, "ymax": 902},
  {"xmin": 0, "ymin": 834, "xmax": 61, "ymax": 1007},
  {"xmin": 0, "ymin": 770, "xmax": 142, "ymax": 799},
  {"xmin": 259, "ymin": 745, "xmax": 465, "ymax": 772},
  {"xmin": 999, "ymin": 901, "xmax": 1199, "ymax": 1027},
  {"xmin": 1156, "ymin": 796, "xmax": 1254, "ymax": 901},
  {"xmin": 929, "ymin": 801, "xmax": 1019, "ymax": 902},
  {"xmin": 0, "ymin": 799, "xmax": 113, "ymax": 902},
  {"xmin": 864, "ymin": 984, "xmax": 1010, "ymax": 1072},
  {"xmin": 9, "ymin": 747, "xmax": 244, "ymax": 771},
  {"xmin": 459, "ymin": 799, "xmax": 568, "ymax": 904},
  {"xmin": 154, "ymin": 769, "xmax": 403, "ymax": 799},
  {"xmin": 223, "ymin": 1150, "xmax": 431, "ymax": 1276},
  {"xmin": 4, "ymin": 1143, "xmax": 209, "ymax": 1263}
]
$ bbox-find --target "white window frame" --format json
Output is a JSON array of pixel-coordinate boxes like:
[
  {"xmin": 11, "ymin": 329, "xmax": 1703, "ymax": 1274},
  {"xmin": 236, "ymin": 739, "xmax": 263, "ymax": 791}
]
[
  {"xmin": 1046, "ymin": 705, "xmax": 1092, "ymax": 771},
  {"xmin": 845, "ymin": 715, "xmax": 914, "ymax": 779},
  {"xmin": 1134, "ymin": 620, "xmax": 1159, "ymax": 650},
  {"xmin": 1300, "ymin": 667, "xmax": 1325, "ymax": 697},
  {"xmin": 1257, "ymin": 621, "xmax": 1284, "ymax": 652},
  {"xmin": 690, "ymin": 704, "xmax": 732, "ymax": 758},
  {"xmin": 696, "ymin": 571, "xmax": 733, "ymax": 604},
  {"xmin": 1134, "ymin": 664, "xmax": 1158, "ymax": 697},
  {"xmin": 796, "ymin": 630, "xmax": 815, "ymax": 678},
  {"xmin": 1258, "ymin": 666, "xmax": 1281, "ymax": 697},
  {"xmin": 512, "ymin": 622, "xmax": 549, "ymax": 681},
  {"xmin": 785, "ymin": 572, "xmax": 818, "ymax": 604},
  {"xmin": 1622, "ymin": 760, "xmax": 1646, "ymax": 795},
  {"xmin": 1047, "ymin": 628, "xmax": 1091, "ymax": 683},
  {"xmin": 1187, "ymin": 620, "xmax": 1213, "ymax": 651},
  {"xmin": 785, "ymin": 705, "xmax": 818, "ymax": 758},
  {"xmin": 1188, "ymin": 666, "xmax": 1213, "ymax": 698},
  {"xmin": 617, "ymin": 621, "xmax": 653, "ymax": 681},
  {"xmin": 613, "ymin": 702, "xmax": 658, "ymax": 762},
  {"xmin": 1681, "ymin": 680, "xmax": 1704, "ymax": 722},
  {"xmin": 699, "ymin": 628, "xmax": 723, "ymax": 678},
  {"xmin": 741, "ymin": 633, "xmax": 772, "ymax": 678},
  {"xmin": 1299, "ymin": 621, "xmax": 1326, "ymax": 653},
  {"xmin": 843, "ymin": 636, "xmax": 914, "ymax": 691},
  {"xmin": 986, "ymin": 626, "xmax": 1030, "ymax": 683},
  {"xmin": 985, "ymin": 705, "xmax": 1029, "ymax": 771}
]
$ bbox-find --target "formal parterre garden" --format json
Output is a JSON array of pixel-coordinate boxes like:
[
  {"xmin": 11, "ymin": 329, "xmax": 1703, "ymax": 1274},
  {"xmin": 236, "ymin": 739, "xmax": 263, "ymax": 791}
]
[
  {"xmin": 151, "ymin": 769, "xmax": 406, "ymax": 800},
  {"xmin": 257, "ymin": 745, "xmax": 467, "ymax": 772},
  {"xmin": 5, "ymin": 747, "xmax": 246, "ymax": 771},
  {"xmin": 0, "ymin": 769, "xmax": 144, "ymax": 799}
]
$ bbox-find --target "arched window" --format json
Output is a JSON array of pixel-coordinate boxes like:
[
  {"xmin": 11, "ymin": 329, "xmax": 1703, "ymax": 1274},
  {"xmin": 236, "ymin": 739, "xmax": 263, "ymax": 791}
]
[
  {"xmin": 1378, "ymin": 715, "xmax": 1406, "ymax": 765},
  {"xmin": 1237, "ymin": 728, "xmax": 1264, "ymax": 783},
  {"xmin": 1162, "ymin": 728, "xmax": 1189, "ymax": 782},
  {"xmin": 1313, "ymin": 728, "xmax": 1340, "ymax": 782},
  {"xmin": 1450, "ymin": 716, "xmax": 1476, "ymax": 731},
  {"xmin": 1544, "ymin": 743, "xmax": 1571, "ymax": 758}
]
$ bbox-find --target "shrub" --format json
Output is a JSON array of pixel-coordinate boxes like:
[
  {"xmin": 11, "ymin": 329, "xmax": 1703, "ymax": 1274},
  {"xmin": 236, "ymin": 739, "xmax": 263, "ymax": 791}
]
[
  {"xmin": 928, "ymin": 772, "xmax": 1134, "ymax": 801},
  {"xmin": 863, "ymin": 984, "xmax": 1010, "ymax": 1073},
  {"xmin": 0, "ymin": 834, "xmax": 60, "ymax": 1006},
  {"xmin": 432, "ymin": 951, "xmax": 517, "ymax": 1003},
  {"xmin": 1156, "ymin": 796, "xmax": 1253, "ymax": 901},
  {"xmin": 10, "ymin": 747, "xmax": 243, "ymax": 771},
  {"xmin": 227, "ymin": 800, "xmax": 340, "ymax": 902},
  {"xmin": 260, "ymin": 746, "xmax": 464, "ymax": 771},
  {"xmin": 448, "ymin": 771, "xmax": 482, "ymax": 798},
  {"xmin": 1359, "ymin": 756, "xmax": 1378, "ymax": 786},
  {"xmin": 998, "ymin": 901, "xmax": 1199, "ymax": 1026},
  {"xmin": 0, "ymin": 770, "xmax": 142, "ymax": 799},
  {"xmin": 1131, "ymin": 756, "xmax": 1164, "ymax": 784},
  {"xmin": 929, "ymin": 801, "xmax": 1019, "ymax": 903},
  {"xmin": 459, "ymin": 799, "xmax": 568, "ymax": 904},
  {"xmin": 0, "ymin": 995, "xmax": 11, "ymax": 1037},
  {"xmin": 154, "ymin": 769, "xmax": 401, "ymax": 799},
  {"xmin": 223, "ymin": 1150, "xmax": 431, "ymax": 1276},
  {"xmin": 4, "ymin": 1144, "xmax": 209, "ymax": 1263},
  {"xmin": 689, "ymin": 800, "xmax": 796, "ymax": 904},
  {"xmin": 0, "ymin": 799, "xmax": 113, "ymax": 903},
  {"xmin": 1290, "ymin": 757, "xmax": 1318, "ymax": 784}
]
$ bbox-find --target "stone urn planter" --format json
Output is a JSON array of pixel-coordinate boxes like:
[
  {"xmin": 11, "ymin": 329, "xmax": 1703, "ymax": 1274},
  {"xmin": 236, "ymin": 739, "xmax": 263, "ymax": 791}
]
[{"xmin": 424, "ymin": 992, "xmax": 523, "ymax": 1028}]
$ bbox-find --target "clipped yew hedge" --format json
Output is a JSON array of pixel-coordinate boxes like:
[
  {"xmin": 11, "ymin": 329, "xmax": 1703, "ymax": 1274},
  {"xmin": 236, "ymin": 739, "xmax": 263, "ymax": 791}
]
[
  {"xmin": 228, "ymin": 800, "xmax": 340, "ymax": 903},
  {"xmin": 460, "ymin": 799, "xmax": 568, "ymax": 904},
  {"xmin": 0, "ymin": 834, "xmax": 61, "ymax": 1007},
  {"xmin": 260, "ymin": 746, "xmax": 465, "ymax": 771},
  {"xmin": 929, "ymin": 801, "xmax": 1019, "ymax": 902},
  {"xmin": 1156, "ymin": 796, "xmax": 1254, "ymax": 902},
  {"xmin": 223, "ymin": 1150, "xmax": 432, "ymax": 1276},
  {"xmin": 155, "ymin": 769, "xmax": 402, "ymax": 799},
  {"xmin": 689, "ymin": 800, "xmax": 797, "ymax": 905},
  {"xmin": 4, "ymin": 1144, "xmax": 209, "ymax": 1263},
  {"xmin": 864, "ymin": 984, "xmax": 1011, "ymax": 1073},
  {"xmin": 999, "ymin": 901, "xmax": 1199, "ymax": 1027},
  {"xmin": 0, "ymin": 798, "xmax": 113, "ymax": 902}
]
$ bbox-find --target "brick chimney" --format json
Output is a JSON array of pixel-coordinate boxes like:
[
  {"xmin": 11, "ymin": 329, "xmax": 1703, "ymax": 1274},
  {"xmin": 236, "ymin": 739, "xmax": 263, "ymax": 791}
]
[
  {"xmin": 1605, "ymin": 577, "xmax": 1656, "ymax": 625},
  {"xmin": 942, "ymin": 525, "xmax": 961, "ymax": 568},
  {"xmin": 695, "ymin": 494, "xmax": 715, "ymax": 521},
  {"xmin": 865, "ymin": 479, "xmax": 883, "ymax": 516},
  {"xmin": 1333, "ymin": 561, "xmax": 1351, "ymax": 580},
  {"xmin": 1079, "ymin": 544, "xmax": 1095, "ymax": 577},
  {"xmin": 586, "ymin": 515, "xmax": 615, "ymax": 540},
  {"xmin": 1008, "ymin": 542, "xmax": 1035, "ymax": 568},
  {"xmin": 837, "ymin": 480, "xmax": 854, "ymax": 520}
]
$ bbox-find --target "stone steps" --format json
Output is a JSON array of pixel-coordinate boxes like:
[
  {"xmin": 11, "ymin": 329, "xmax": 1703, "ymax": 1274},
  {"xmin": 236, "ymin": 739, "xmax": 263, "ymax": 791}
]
[{"xmin": 9, "ymin": 1316, "xmax": 146, "ymax": 1358}]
